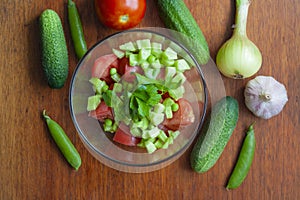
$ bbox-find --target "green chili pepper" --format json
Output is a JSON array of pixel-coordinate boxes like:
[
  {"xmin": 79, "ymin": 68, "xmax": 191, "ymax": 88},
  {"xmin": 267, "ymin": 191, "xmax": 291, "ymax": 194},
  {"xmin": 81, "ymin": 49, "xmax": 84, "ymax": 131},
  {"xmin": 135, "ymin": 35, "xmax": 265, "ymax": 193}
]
[
  {"xmin": 42, "ymin": 110, "xmax": 81, "ymax": 170},
  {"xmin": 226, "ymin": 123, "xmax": 256, "ymax": 190},
  {"xmin": 68, "ymin": 0, "xmax": 87, "ymax": 59}
]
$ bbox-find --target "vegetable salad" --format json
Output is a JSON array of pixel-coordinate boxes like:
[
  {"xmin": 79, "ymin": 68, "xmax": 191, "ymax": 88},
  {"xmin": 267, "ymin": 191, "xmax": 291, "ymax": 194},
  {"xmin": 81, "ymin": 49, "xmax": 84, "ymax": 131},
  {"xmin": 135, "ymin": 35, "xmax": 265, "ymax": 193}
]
[{"xmin": 87, "ymin": 38, "xmax": 199, "ymax": 153}]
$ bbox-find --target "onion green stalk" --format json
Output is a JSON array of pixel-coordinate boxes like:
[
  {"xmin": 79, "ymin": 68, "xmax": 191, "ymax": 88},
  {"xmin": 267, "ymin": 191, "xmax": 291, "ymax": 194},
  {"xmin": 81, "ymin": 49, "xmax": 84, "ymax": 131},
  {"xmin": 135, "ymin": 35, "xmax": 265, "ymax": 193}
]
[{"xmin": 216, "ymin": 0, "xmax": 262, "ymax": 79}]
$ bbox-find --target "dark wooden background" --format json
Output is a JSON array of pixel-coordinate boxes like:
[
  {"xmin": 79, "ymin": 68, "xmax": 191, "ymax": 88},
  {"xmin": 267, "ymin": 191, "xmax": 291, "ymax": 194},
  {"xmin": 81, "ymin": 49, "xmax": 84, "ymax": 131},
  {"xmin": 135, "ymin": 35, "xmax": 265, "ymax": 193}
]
[{"xmin": 1, "ymin": 0, "xmax": 299, "ymax": 199}]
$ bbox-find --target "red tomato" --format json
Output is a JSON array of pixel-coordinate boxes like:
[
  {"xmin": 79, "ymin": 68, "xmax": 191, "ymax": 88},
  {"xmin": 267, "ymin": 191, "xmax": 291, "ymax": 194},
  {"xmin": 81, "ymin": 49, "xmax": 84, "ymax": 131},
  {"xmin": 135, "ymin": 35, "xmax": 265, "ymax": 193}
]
[
  {"xmin": 91, "ymin": 54, "xmax": 118, "ymax": 84},
  {"xmin": 118, "ymin": 57, "xmax": 143, "ymax": 82},
  {"xmin": 88, "ymin": 101, "xmax": 114, "ymax": 122},
  {"xmin": 161, "ymin": 92, "xmax": 170, "ymax": 100},
  {"xmin": 163, "ymin": 98, "xmax": 195, "ymax": 131},
  {"xmin": 113, "ymin": 122, "xmax": 141, "ymax": 146},
  {"xmin": 156, "ymin": 67, "xmax": 166, "ymax": 80},
  {"xmin": 110, "ymin": 58, "xmax": 119, "ymax": 68},
  {"xmin": 184, "ymin": 67, "xmax": 199, "ymax": 82},
  {"xmin": 118, "ymin": 57, "xmax": 130, "ymax": 75},
  {"xmin": 94, "ymin": 0, "xmax": 146, "ymax": 30}
]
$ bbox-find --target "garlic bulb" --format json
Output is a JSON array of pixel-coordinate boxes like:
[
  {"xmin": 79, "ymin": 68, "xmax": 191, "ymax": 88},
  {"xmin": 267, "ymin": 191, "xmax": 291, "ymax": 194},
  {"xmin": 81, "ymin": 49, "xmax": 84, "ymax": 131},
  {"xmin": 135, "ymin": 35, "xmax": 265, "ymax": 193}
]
[{"xmin": 244, "ymin": 76, "xmax": 288, "ymax": 119}]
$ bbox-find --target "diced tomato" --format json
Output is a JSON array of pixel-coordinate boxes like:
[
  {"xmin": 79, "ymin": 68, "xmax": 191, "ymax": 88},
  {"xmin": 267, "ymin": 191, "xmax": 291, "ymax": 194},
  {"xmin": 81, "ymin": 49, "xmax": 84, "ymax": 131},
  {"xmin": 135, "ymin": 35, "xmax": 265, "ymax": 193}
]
[
  {"xmin": 162, "ymin": 98, "xmax": 195, "ymax": 131},
  {"xmin": 156, "ymin": 68, "xmax": 165, "ymax": 80},
  {"xmin": 118, "ymin": 57, "xmax": 143, "ymax": 82},
  {"xmin": 110, "ymin": 59, "xmax": 119, "ymax": 68},
  {"xmin": 123, "ymin": 66, "xmax": 143, "ymax": 82},
  {"xmin": 161, "ymin": 92, "xmax": 170, "ymax": 100},
  {"xmin": 113, "ymin": 122, "xmax": 141, "ymax": 146},
  {"xmin": 118, "ymin": 57, "xmax": 129, "ymax": 75},
  {"xmin": 88, "ymin": 101, "xmax": 113, "ymax": 122},
  {"xmin": 184, "ymin": 66, "xmax": 200, "ymax": 83},
  {"xmin": 91, "ymin": 54, "xmax": 118, "ymax": 84}
]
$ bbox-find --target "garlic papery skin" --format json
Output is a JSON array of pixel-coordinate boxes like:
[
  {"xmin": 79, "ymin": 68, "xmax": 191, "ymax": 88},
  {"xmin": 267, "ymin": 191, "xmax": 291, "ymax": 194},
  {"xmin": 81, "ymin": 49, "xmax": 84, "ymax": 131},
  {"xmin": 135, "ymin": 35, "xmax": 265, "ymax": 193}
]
[{"xmin": 244, "ymin": 76, "xmax": 288, "ymax": 119}]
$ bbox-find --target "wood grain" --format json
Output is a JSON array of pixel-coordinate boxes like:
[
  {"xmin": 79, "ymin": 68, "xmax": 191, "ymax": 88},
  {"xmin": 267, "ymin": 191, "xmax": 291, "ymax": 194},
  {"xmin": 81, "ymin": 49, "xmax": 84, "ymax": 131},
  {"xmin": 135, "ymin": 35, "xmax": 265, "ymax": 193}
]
[{"xmin": 0, "ymin": 0, "xmax": 299, "ymax": 199}]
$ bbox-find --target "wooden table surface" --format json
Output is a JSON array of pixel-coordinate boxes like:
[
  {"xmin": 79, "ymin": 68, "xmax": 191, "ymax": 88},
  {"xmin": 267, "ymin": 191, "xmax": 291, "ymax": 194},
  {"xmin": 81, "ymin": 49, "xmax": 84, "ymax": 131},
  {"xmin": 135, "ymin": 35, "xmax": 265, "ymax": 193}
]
[{"xmin": 1, "ymin": 0, "xmax": 299, "ymax": 199}]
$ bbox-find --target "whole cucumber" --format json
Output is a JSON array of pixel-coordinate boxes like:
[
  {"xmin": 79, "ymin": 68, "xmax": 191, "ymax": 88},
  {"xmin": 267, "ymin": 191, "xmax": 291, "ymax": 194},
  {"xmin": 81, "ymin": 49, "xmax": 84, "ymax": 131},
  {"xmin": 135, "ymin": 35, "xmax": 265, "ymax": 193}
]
[
  {"xmin": 190, "ymin": 96, "xmax": 239, "ymax": 173},
  {"xmin": 157, "ymin": 0, "xmax": 210, "ymax": 65},
  {"xmin": 39, "ymin": 9, "xmax": 69, "ymax": 89}
]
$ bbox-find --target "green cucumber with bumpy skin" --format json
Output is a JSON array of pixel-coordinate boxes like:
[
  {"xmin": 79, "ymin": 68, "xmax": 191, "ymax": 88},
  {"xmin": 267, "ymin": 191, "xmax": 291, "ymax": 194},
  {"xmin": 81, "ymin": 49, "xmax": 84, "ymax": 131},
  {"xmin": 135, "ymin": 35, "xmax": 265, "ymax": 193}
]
[
  {"xmin": 39, "ymin": 9, "xmax": 69, "ymax": 89},
  {"xmin": 190, "ymin": 96, "xmax": 239, "ymax": 173},
  {"xmin": 157, "ymin": 0, "xmax": 210, "ymax": 65}
]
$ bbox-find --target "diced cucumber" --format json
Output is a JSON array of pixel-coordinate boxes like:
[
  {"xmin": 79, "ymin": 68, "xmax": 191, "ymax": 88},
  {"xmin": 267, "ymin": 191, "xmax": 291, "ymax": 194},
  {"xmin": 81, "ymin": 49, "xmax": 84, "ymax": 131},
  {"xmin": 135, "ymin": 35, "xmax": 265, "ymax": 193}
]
[
  {"xmin": 119, "ymin": 42, "xmax": 136, "ymax": 52},
  {"xmin": 147, "ymin": 137, "xmax": 157, "ymax": 143},
  {"xmin": 174, "ymin": 59, "xmax": 190, "ymax": 72},
  {"xmin": 129, "ymin": 54, "xmax": 139, "ymax": 66},
  {"xmin": 167, "ymin": 136, "xmax": 174, "ymax": 145},
  {"xmin": 151, "ymin": 42, "xmax": 162, "ymax": 50},
  {"xmin": 149, "ymin": 112, "xmax": 164, "ymax": 126},
  {"xmin": 165, "ymin": 106, "xmax": 173, "ymax": 119},
  {"xmin": 163, "ymin": 97, "xmax": 175, "ymax": 107},
  {"xmin": 147, "ymin": 55, "xmax": 156, "ymax": 64},
  {"xmin": 132, "ymin": 118, "xmax": 149, "ymax": 130},
  {"xmin": 144, "ymin": 68, "xmax": 160, "ymax": 79},
  {"xmin": 151, "ymin": 49, "xmax": 163, "ymax": 58},
  {"xmin": 150, "ymin": 59, "xmax": 161, "ymax": 69},
  {"xmin": 151, "ymin": 42, "xmax": 163, "ymax": 58},
  {"xmin": 172, "ymin": 72, "xmax": 186, "ymax": 84},
  {"xmin": 140, "ymin": 61, "xmax": 150, "ymax": 70},
  {"xmin": 145, "ymin": 140, "xmax": 157, "ymax": 154},
  {"xmin": 170, "ymin": 130, "xmax": 180, "ymax": 139},
  {"xmin": 139, "ymin": 48, "xmax": 151, "ymax": 61},
  {"xmin": 162, "ymin": 47, "xmax": 177, "ymax": 60},
  {"xmin": 161, "ymin": 139, "xmax": 170, "ymax": 149},
  {"xmin": 136, "ymin": 39, "xmax": 151, "ymax": 49},
  {"xmin": 154, "ymin": 139, "xmax": 164, "ymax": 149},
  {"xmin": 160, "ymin": 58, "xmax": 175, "ymax": 67},
  {"xmin": 153, "ymin": 103, "xmax": 165, "ymax": 113},
  {"xmin": 150, "ymin": 127, "xmax": 161, "ymax": 138},
  {"xmin": 130, "ymin": 127, "xmax": 142, "ymax": 138},
  {"xmin": 142, "ymin": 127, "xmax": 161, "ymax": 139},
  {"xmin": 168, "ymin": 85, "xmax": 185, "ymax": 100},
  {"xmin": 165, "ymin": 67, "xmax": 177, "ymax": 82},
  {"xmin": 89, "ymin": 78, "xmax": 107, "ymax": 94},
  {"xmin": 112, "ymin": 48, "xmax": 125, "ymax": 59},
  {"xmin": 158, "ymin": 131, "xmax": 168, "ymax": 142},
  {"xmin": 137, "ymin": 140, "xmax": 146, "ymax": 148},
  {"xmin": 87, "ymin": 95, "xmax": 101, "ymax": 111},
  {"xmin": 125, "ymin": 51, "xmax": 132, "ymax": 58},
  {"xmin": 163, "ymin": 98, "xmax": 175, "ymax": 119}
]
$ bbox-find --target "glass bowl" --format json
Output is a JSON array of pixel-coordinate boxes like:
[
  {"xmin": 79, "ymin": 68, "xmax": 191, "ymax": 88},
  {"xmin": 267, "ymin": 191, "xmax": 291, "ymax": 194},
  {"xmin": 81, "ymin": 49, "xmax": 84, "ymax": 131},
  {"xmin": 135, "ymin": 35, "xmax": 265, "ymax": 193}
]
[{"xmin": 69, "ymin": 28, "xmax": 208, "ymax": 173}]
